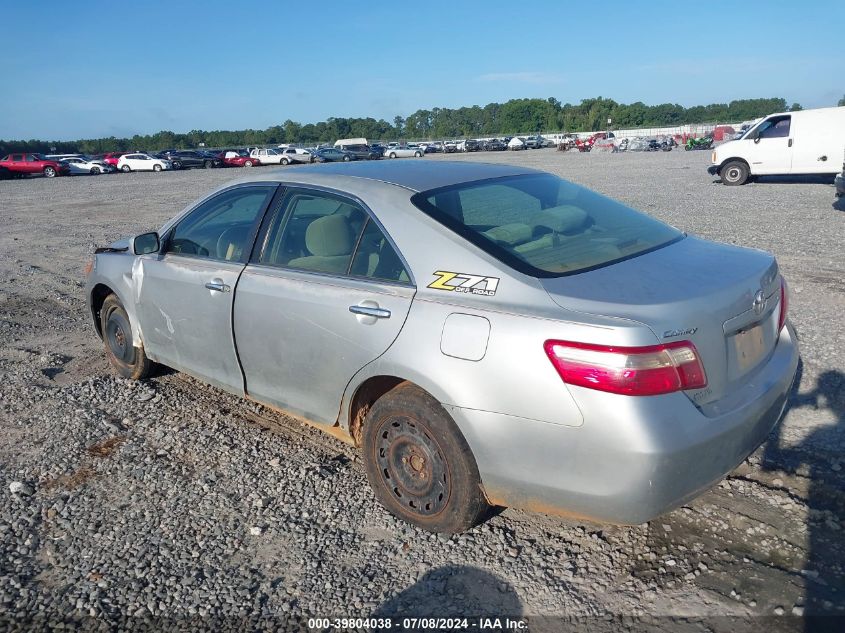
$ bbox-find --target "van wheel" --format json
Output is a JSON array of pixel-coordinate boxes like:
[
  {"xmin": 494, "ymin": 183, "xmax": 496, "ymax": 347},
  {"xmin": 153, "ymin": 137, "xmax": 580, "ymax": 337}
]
[
  {"xmin": 100, "ymin": 294, "xmax": 153, "ymax": 380},
  {"xmin": 721, "ymin": 161, "xmax": 749, "ymax": 186},
  {"xmin": 362, "ymin": 383, "xmax": 490, "ymax": 533}
]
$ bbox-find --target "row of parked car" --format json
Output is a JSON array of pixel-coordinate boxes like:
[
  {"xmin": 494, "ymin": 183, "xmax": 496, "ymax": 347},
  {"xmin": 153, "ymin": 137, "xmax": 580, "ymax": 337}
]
[{"xmin": 0, "ymin": 141, "xmax": 433, "ymax": 179}]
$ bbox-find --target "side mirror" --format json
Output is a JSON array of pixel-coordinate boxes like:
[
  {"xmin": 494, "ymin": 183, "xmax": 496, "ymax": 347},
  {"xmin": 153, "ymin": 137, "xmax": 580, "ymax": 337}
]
[{"xmin": 133, "ymin": 232, "xmax": 160, "ymax": 255}]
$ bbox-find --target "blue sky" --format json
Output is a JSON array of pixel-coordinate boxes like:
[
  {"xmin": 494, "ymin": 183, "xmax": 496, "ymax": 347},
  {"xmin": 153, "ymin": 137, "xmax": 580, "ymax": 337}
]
[{"xmin": 2, "ymin": 0, "xmax": 841, "ymax": 140}]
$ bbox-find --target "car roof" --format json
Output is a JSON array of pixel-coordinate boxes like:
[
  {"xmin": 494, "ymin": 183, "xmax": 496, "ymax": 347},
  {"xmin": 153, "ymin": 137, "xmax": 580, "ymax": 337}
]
[{"xmin": 280, "ymin": 160, "xmax": 540, "ymax": 192}]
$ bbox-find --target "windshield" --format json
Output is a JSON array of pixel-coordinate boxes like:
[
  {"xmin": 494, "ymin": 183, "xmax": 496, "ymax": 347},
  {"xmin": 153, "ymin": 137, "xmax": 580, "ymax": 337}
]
[{"xmin": 411, "ymin": 173, "xmax": 684, "ymax": 277}]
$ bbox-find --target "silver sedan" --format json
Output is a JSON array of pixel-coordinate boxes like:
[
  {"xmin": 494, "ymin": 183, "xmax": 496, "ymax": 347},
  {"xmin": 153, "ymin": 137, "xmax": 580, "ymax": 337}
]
[{"xmin": 85, "ymin": 161, "xmax": 799, "ymax": 533}]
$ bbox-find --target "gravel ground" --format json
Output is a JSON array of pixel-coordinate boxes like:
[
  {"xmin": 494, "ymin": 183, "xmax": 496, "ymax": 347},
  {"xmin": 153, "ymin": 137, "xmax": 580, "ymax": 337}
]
[{"xmin": 0, "ymin": 150, "xmax": 843, "ymax": 630}]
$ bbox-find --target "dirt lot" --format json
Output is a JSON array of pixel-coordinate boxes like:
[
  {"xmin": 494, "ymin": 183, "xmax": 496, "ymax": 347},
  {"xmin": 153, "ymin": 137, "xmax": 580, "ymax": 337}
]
[{"xmin": 1, "ymin": 150, "xmax": 843, "ymax": 629}]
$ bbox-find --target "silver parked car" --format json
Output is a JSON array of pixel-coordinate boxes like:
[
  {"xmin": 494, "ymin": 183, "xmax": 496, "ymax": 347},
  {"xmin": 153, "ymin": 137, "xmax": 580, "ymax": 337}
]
[{"xmin": 85, "ymin": 161, "xmax": 799, "ymax": 533}]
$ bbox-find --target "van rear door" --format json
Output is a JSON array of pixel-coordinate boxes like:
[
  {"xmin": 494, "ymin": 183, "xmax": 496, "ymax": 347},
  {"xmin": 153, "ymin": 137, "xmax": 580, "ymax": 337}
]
[{"xmin": 744, "ymin": 114, "xmax": 793, "ymax": 175}]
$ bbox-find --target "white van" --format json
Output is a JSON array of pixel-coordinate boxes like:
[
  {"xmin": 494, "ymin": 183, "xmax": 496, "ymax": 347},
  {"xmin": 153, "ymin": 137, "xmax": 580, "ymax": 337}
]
[
  {"xmin": 334, "ymin": 137, "xmax": 368, "ymax": 149},
  {"xmin": 708, "ymin": 106, "xmax": 845, "ymax": 185}
]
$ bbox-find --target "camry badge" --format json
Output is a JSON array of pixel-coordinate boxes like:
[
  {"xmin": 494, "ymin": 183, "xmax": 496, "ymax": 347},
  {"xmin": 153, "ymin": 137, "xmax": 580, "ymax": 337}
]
[{"xmin": 752, "ymin": 289, "xmax": 766, "ymax": 315}]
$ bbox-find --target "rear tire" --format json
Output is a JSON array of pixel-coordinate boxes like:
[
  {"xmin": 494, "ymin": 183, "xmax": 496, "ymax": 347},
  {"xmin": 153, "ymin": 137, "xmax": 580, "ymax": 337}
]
[
  {"xmin": 100, "ymin": 294, "xmax": 153, "ymax": 380},
  {"xmin": 720, "ymin": 161, "xmax": 749, "ymax": 186},
  {"xmin": 362, "ymin": 383, "xmax": 490, "ymax": 533}
]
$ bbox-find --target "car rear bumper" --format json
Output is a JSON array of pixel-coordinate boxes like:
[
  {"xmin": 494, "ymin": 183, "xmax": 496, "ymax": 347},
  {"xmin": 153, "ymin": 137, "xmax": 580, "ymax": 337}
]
[
  {"xmin": 448, "ymin": 323, "xmax": 799, "ymax": 524},
  {"xmin": 707, "ymin": 165, "xmax": 720, "ymax": 176},
  {"xmin": 835, "ymin": 173, "xmax": 844, "ymax": 197}
]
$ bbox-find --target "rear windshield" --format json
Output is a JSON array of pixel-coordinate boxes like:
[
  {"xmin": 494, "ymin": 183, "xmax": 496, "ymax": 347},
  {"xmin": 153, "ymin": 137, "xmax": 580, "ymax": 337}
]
[{"xmin": 410, "ymin": 173, "xmax": 683, "ymax": 277}]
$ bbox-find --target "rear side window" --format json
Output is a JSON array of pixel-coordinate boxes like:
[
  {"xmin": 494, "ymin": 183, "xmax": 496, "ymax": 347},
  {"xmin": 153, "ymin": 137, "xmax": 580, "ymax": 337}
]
[
  {"xmin": 350, "ymin": 219, "xmax": 410, "ymax": 283},
  {"xmin": 259, "ymin": 189, "xmax": 410, "ymax": 283},
  {"xmin": 260, "ymin": 190, "xmax": 368, "ymax": 274},
  {"xmin": 411, "ymin": 174, "xmax": 683, "ymax": 277}
]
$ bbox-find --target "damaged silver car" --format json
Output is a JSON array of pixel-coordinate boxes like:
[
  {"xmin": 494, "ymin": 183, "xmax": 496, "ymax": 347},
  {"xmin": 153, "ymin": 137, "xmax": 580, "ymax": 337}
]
[{"xmin": 85, "ymin": 161, "xmax": 799, "ymax": 533}]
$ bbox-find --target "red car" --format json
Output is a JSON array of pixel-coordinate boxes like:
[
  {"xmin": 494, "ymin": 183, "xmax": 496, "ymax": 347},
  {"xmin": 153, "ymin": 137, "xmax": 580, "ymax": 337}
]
[
  {"xmin": 218, "ymin": 150, "xmax": 260, "ymax": 167},
  {"xmin": 101, "ymin": 152, "xmax": 130, "ymax": 169},
  {"xmin": 574, "ymin": 132, "xmax": 615, "ymax": 153},
  {"xmin": 0, "ymin": 153, "xmax": 70, "ymax": 178}
]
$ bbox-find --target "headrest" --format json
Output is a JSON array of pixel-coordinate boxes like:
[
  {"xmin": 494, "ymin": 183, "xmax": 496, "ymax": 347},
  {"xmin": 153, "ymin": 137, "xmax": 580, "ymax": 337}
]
[
  {"xmin": 530, "ymin": 205, "xmax": 588, "ymax": 234},
  {"xmin": 305, "ymin": 215, "xmax": 354, "ymax": 257},
  {"xmin": 483, "ymin": 223, "xmax": 533, "ymax": 246}
]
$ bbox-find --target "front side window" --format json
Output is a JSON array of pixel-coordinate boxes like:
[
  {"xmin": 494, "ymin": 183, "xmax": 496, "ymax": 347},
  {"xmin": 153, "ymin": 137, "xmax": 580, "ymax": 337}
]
[
  {"xmin": 167, "ymin": 186, "xmax": 275, "ymax": 261},
  {"xmin": 756, "ymin": 115, "xmax": 791, "ymax": 139},
  {"xmin": 411, "ymin": 174, "xmax": 683, "ymax": 277}
]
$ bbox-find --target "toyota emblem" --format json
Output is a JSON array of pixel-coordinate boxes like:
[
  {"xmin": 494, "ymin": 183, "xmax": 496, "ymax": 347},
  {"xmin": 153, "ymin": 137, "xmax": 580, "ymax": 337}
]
[{"xmin": 752, "ymin": 289, "xmax": 766, "ymax": 315}]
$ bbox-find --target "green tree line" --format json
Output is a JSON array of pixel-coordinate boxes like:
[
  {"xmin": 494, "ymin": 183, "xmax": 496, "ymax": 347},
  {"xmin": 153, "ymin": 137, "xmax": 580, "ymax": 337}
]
[{"xmin": 0, "ymin": 96, "xmax": 800, "ymax": 155}]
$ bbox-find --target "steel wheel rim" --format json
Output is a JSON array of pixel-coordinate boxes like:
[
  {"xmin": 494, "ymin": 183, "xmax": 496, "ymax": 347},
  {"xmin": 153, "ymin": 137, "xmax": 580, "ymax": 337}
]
[
  {"xmin": 375, "ymin": 415, "xmax": 450, "ymax": 517},
  {"xmin": 726, "ymin": 167, "xmax": 740, "ymax": 182},
  {"xmin": 106, "ymin": 310, "xmax": 134, "ymax": 364}
]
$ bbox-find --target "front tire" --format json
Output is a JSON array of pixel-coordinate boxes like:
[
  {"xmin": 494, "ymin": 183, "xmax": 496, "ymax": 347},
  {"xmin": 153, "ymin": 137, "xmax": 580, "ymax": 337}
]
[
  {"xmin": 720, "ymin": 161, "xmax": 749, "ymax": 186},
  {"xmin": 388, "ymin": 152, "xmax": 397, "ymax": 159},
  {"xmin": 362, "ymin": 383, "xmax": 490, "ymax": 533},
  {"xmin": 91, "ymin": 167, "xmax": 101, "ymax": 174},
  {"xmin": 244, "ymin": 160, "xmax": 254, "ymax": 167},
  {"xmin": 121, "ymin": 165, "xmax": 131, "ymax": 172},
  {"xmin": 342, "ymin": 155, "xmax": 351, "ymax": 162},
  {"xmin": 153, "ymin": 164, "xmax": 162, "ymax": 172},
  {"xmin": 414, "ymin": 151, "xmax": 422, "ymax": 157},
  {"xmin": 281, "ymin": 158, "xmax": 289, "ymax": 165},
  {"xmin": 100, "ymin": 295, "xmax": 153, "ymax": 380},
  {"xmin": 43, "ymin": 166, "xmax": 57, "ymax": 178},
  {"xmin": 204, "ymin": 160, "xmax": 213, "ymax": 169}
]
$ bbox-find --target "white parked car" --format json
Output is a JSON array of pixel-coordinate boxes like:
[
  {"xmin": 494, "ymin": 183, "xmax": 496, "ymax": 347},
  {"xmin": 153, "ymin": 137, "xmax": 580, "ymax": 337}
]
[
  {"xmin": 61, "ymin": 156, "xmax": 112, "ymax": 175},
  {"xmin": 249, "ymin": 148, "xmax": 286, "ymax": 165},
  {"xmin": 278, "ymin": 147, "xmax": 314, "ymax": 164},
  {"xmin": 117, "ymin": 153, "xmax": 172, "ymax": 173},
  {"xmin": 383, "ymin": 144, "xmax": 424, "ymax": 159},
  {"xmin": 508, "ymin": 137, "xmax": 526, "ymax": 150}
]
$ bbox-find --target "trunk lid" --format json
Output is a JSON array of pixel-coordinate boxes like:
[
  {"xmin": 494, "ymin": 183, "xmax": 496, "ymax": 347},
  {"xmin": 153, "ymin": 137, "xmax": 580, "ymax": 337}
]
[{"xmin": 540, "ymin": 236, "xmax": 781, "ymax": 406}]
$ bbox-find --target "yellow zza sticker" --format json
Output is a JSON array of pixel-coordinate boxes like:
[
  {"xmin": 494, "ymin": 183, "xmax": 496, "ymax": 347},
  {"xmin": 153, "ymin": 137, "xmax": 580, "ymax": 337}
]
[{"xmin": 427, "ymin": 271, "xmax": 500, "ymax": 297}]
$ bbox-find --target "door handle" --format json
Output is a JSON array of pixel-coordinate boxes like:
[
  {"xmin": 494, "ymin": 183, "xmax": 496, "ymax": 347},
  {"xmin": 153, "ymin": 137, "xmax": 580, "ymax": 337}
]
[
  {"xmin": 205, "ymin": 279, "xmax": 230, "ymax": 292},
  {"xmin": 349, "ymin": 305, "xmax": 391, "ymax": 319},
  {"xmin": 788, "ymin": 138, "xmax": 793, "ymax": 147},
  {"xmin": 818, "ymin": 155, "xmax": 828, "ymax": 162}
]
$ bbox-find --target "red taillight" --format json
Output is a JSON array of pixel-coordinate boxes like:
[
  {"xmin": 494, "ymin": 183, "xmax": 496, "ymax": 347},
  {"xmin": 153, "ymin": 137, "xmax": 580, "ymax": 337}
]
[
  {"xmin": 544, "ymin": 340, "xmax": 707, "ymax": 396},
  {"xmin": 778, "ymin": 277, "xmax": 789, "ymax": 332}
]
